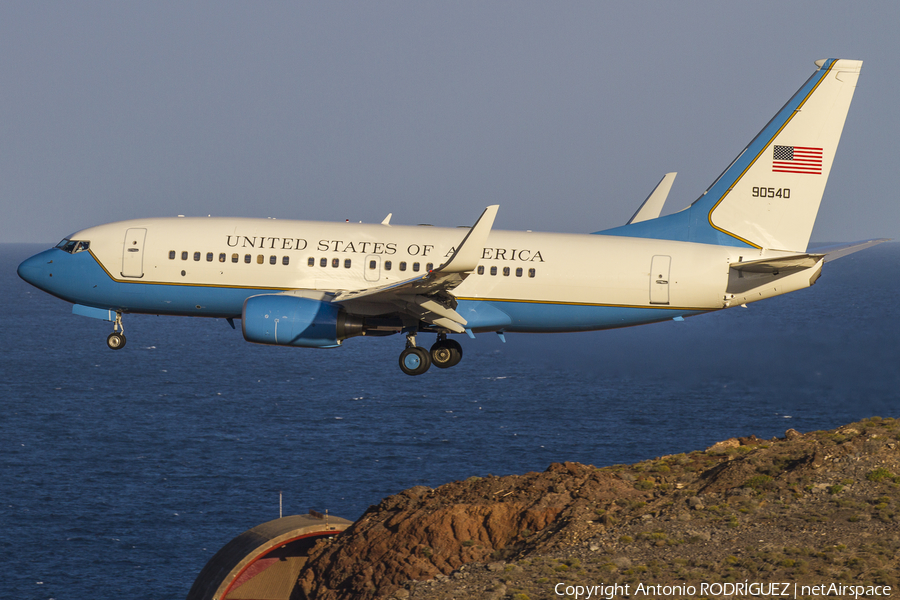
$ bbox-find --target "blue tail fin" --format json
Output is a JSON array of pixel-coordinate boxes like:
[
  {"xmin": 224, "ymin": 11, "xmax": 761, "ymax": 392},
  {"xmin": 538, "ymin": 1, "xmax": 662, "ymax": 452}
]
[{"xmin": 599, "ymin": 59, "xmax": 862, "ymax": 252}]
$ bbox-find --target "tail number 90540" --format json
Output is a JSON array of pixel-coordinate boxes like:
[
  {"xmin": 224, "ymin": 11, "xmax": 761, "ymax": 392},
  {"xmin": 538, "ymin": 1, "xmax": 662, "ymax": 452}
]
[{"xmin": 752, "ymin": 187, "xmax": 790, "ymax": 198}]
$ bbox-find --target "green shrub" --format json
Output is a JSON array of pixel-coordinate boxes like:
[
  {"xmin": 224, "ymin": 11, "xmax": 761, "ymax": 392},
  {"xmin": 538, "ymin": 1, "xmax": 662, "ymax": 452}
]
[
  {"xmin": 867, "ymin": 468, "xmax": 894, "ymax": 483},
  {"xmin": 745, "ymin": 475, "xmax": 774, "ymax": 490}
]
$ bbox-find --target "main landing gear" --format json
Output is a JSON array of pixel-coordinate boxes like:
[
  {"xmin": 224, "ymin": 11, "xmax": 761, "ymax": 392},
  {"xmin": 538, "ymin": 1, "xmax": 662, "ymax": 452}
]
[
  {"xmin": 398, "ymin": 333, "xmax": 464, "ymax": 376},
  {"xmin": 106, "ymin": 312, "xmax": 126, "ymax": 350}
]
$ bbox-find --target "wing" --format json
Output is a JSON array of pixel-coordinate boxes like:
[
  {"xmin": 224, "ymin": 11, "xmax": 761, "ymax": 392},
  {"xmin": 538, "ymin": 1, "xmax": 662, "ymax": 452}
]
[
  {"xmin": 330, "ymin": 205, "xmax": 499, "ymax": 333},
  {"xmin": 626, "ymin": 172, "xmax": 676, "ymax": 224}
]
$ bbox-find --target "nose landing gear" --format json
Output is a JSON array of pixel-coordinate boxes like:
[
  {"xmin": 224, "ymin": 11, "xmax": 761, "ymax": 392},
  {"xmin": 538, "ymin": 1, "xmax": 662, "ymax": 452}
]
[{"xmin": 106, "ymin": 312, "xmax": 126, "ymax": 350}]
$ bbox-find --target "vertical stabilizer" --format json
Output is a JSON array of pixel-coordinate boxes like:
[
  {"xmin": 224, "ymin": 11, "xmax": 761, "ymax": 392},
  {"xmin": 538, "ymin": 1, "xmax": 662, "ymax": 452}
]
[
  {"xmin": 705, "ymin": 59, "xmax": 862, "ymax": 251},
  {"xmin": 599, "ymin": 59, "xmax": 862, "ymax": 251}
]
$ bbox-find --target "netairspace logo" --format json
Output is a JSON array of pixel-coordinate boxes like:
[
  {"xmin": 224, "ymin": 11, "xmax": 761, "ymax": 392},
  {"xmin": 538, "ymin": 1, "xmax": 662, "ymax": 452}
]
[{"xmin": 553, "ymin": 581, "xmax": 893, "ymax": 599}]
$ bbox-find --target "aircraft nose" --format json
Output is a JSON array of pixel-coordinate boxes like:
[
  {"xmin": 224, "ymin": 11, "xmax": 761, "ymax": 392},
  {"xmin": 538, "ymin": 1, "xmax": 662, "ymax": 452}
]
[{"xmin": 17, "ymin": 251, "xmax": 52, "ymax": 288}]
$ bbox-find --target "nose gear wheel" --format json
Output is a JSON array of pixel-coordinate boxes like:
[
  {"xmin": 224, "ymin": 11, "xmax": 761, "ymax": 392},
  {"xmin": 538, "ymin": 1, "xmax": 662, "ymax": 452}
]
[{"xmin": 106, "ymin": 312, "xmax": 126, "ymax": 350}]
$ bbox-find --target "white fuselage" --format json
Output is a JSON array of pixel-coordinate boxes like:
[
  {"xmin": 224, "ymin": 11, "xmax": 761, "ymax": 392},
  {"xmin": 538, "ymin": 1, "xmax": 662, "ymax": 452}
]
[{"xmin": 35, "ymin": 216, "xmax": 818, "ymax": 334}]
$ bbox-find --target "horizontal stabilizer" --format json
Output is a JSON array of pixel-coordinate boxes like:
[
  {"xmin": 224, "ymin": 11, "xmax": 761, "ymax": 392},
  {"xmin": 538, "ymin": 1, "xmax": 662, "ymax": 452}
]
[
  {"xmin": 812, "ymin": 238, "xmax": 891, "ymax": 262},
  {"xmin": 729, "ymin": 241, "xmax": 887, "ymax": 274},
  {"xmin": 730, "ymin": 254, "xmax": 824, "ymax": 273},
  {"xmin": 627, "ymin": 172, "xmax": 676, "ymax": 224}
]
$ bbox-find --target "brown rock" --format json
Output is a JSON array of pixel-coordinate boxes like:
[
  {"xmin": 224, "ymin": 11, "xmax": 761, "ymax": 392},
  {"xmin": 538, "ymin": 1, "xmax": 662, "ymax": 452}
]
[
  {"xmin": 293, "ymin": 418, "xmax": 900, "ymax": 599},
  {"xmin": 706, "ymin": 438, "xmax": 740, "ymax": 452}
]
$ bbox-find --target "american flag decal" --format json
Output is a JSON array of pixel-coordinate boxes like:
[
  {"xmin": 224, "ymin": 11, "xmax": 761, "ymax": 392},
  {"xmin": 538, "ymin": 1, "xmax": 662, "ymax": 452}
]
[{"xmin": 772, "ymin": 145, "xmax": 823, "ymax": 174}]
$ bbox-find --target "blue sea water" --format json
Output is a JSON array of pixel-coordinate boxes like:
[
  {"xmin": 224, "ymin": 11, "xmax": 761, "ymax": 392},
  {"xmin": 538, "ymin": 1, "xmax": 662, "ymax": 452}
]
[{"xmin": 1, "ymin": 242, "xmax": 898, "ymax": 599}]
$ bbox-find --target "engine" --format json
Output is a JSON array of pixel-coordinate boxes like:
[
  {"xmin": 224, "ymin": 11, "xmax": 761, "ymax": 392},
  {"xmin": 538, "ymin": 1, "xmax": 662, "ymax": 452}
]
[{"xmin": 241, "ymin": 294, "xmax": 365, "ymax": 348}]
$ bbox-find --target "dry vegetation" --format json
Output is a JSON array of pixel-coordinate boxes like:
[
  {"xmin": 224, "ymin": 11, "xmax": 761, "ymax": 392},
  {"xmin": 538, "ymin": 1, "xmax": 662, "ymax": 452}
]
[{"xmin": 296, "ymin": 417, "xmax": 900, "ymax": 599}]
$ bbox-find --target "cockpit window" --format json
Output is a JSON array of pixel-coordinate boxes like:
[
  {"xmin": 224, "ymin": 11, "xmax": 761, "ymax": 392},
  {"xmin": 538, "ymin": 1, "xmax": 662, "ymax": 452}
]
[{"xmin": 56, "ymin": 239, "xmax": 90, "ymax": 254}]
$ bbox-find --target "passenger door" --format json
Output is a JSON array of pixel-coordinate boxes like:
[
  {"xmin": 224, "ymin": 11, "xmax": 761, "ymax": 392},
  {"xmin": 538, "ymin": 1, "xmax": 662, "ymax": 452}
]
[
  {"xmin": 649, "ymin": 255, "xmax": 671, "ymax": 305},
  {"xmin": 121, "ymin": 228, "xmax": 147, "ymax": 278}
]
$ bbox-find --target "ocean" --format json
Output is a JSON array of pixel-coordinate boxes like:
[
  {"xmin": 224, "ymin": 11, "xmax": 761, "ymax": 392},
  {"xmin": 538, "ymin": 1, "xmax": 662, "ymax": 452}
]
[{"xmin": 2, "ymin": 242, "xmax": 898, "ymax": 599}]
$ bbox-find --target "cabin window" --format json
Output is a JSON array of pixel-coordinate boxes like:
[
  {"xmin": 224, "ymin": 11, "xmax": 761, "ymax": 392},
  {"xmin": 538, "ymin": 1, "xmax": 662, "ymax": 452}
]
[
  {"xmin": 193, "ymin": 252, "xmax": 201, "ymax": 261},
  {"xmin": 369, "ymin": 260, "xmax": 377, "ymax": 270},
  {"xmin": 308, "ymin": 257, "xmax": 315, "ymax": 267},
  {"xmin": 412, "ymin": 262, "xmax": 420, "ymax": 272},
  {"xmin": 399, "ymin": 261, "xmax": 407, "ymax": 271},
  {"xmin": 384, "ymin": 261, "xmax": 392, "ymax": 271},
  {"xmin": 503, "ymin": 267, "xmax": 510, "ymax": 276},
  {"xmin": 207, "ymin": 252, "xmax": 214, "ymax": 262},
  {"xmin": 528, "ymin": 268, "xmax": 536, "ymax": 278},
  {"xmin": 320, "ymin": 257, "xmax": 327, "ymax": 267},
  {"xmin": 344, "ymin": 259, "xmax": 351, "ymax": 269},
  {"xmin": 182, "ymin": 251, "xmax": 188, "ymax": 261},
  {"xmin": 426, "ymin": 263, "xmax": 433, "ymax": 272},
  {"xmin": 490, "ymin": 266, "xmax": 497, "ymax": 276},
  {"xmin": 282, "ymin": 256, "xmax": 290, "ymax": 266},
  {"xmin": 169, "ymin": 250, "xmax": 176, "ymax": 260},
  {"xmin": 257, "ymin": 255, "xmax": 264, "ymax": 264},
  {"xmin": 244, "ymin": 254, "xmax": 252, "ymax": 264},
  {"xmin": 516, "ymin": 267, "xmax": 523, "ymax": 277},
  {"xmin": 232, "ymin": 253, "xmax": 239, "ymax": 263},
  {"xmin": 219, "ymin": 253, "xmax": 226, "ymax": 262},
  {"xmin": 269, "ymin": 255, "xmax": 276, "ymax": 265},
  {"xmin": 332, "ymin": 258, "xmax": 339, "ymax": 268},
  {"xmin": 477, "ymin": 266, "xmax": 484, "ymax": 275}
]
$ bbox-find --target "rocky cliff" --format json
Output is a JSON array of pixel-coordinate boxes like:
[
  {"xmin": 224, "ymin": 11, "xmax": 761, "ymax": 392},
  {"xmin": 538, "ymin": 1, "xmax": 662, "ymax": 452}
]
[{"xmin": 296, "ymin": 418, "xmax": 900, "ymax": 599}]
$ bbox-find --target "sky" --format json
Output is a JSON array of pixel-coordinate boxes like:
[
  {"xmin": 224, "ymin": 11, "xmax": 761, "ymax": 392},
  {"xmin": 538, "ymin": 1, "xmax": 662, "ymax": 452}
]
[{"xmin": 2, "ymin": 2, "xmax": 898, "ymax": 244}]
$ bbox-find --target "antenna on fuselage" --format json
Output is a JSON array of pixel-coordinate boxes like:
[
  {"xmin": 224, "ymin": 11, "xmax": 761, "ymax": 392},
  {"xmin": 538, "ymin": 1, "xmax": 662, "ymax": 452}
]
[{"xmin": 381, "ymin": 213, "xmax": 392, "ymax": 225}]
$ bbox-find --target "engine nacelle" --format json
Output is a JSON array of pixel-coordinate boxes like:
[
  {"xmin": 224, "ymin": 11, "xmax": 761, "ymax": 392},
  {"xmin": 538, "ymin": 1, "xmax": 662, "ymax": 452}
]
[{"xmin": 241, "ymin": 294, "xmax": 364, "ymax": 348}]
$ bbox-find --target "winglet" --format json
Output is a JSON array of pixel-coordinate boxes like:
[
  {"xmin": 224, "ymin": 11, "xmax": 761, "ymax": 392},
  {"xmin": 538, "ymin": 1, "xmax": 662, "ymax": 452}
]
[
  {"xmin": 627, "ymin": 172, "xmax": 676, "ymax": 224},
  {"xmin": 381, "ymin": 213, "xmax": 392, "ymax": 225},
  {"xmin": 437, "ymin": 205, "xmax": 499, "ymax": 273}
]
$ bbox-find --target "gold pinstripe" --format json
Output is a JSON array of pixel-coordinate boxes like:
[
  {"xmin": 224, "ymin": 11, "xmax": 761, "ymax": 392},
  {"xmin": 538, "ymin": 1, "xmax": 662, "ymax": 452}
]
[{"xmin": 455, "ymin": 296, "xmax": 713, "ymax": 312}]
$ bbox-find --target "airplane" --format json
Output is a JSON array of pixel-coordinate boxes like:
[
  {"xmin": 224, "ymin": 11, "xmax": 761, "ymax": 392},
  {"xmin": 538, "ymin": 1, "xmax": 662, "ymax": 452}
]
[{"xmin": 18, "ymin": 58, "xmax": 884, "ymax": 375}]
